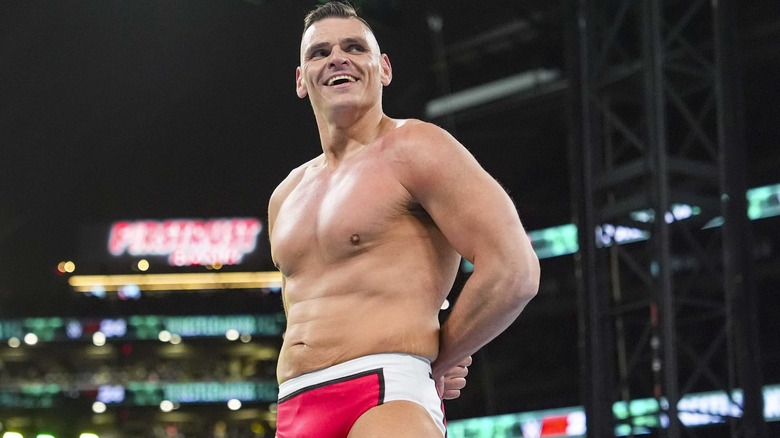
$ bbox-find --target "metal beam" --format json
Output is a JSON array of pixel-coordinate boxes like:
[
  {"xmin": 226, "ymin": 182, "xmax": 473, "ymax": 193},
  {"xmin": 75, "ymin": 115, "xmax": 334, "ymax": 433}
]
[
  {"xmin": 568, "ymin": 0, "xmax": 765, "ymax": 436},
  {"xmin": 424, "ymin": 68, "xmax": 560, "ymax": 119}
]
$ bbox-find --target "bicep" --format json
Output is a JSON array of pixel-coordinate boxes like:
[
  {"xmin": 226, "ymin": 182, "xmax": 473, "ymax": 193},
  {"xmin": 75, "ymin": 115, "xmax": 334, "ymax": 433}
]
[
  {"xmin": 427, "ymin": 165, "xmax": 524, "ymax": 265},
  {"xmin": 267, "ymin": 165, "xmax": 307, "ymax": 243},
  {"xmin": 398, "ymin": 128, "xmax": 527, "ymax": 264}
]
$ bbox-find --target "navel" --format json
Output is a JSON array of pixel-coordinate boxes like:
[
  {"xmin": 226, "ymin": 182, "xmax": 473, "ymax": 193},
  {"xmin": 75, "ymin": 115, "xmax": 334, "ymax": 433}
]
[{"xmin": 350, "ymin": 234, "xmax": 361, "ymax": 245}]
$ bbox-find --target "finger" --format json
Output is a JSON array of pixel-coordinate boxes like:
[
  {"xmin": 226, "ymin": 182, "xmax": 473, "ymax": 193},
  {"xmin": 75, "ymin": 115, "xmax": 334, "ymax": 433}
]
[
  {"xmin": 442, "ymin": 389, "xmax": 461, "ymax": 400},
  {"xmin": 442, "ymin": 374, "xmax": 467, "ymax": 401},
  {"xmin": 443, "ymin": 365, "xmax": 469, "ymax": 379},
  {"xmin": 442, "ymin": 376, "xmax": 467, "ymax": 392},
  {"xmin": 440, "ymin": 379, "xmax": 466, "ymax": 400},
  {"xmin": 459, "ymin": 355, "xmax": 473, "ymax": 367}
]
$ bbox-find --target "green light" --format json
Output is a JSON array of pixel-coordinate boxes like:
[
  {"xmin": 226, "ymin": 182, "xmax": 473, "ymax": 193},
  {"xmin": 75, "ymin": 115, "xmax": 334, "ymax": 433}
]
[
  {"xmin": 37, "ymin": 435, "xmax": 57, "ymax": 438},
  {"xmin": 448, "ymin": 408, "xmax": 586, "ymax": 437},
  {"xmin": 21, "ymin": 383, "xmax": 60, "ymax": 395},
  {"xmin": 747, "ymin": 183, "xmax": 780, "ymax": 220},
  {"xmin": 528, "ymin": 223, "xmax": 579, "ymax": 259},
  {"xmin": 0, "ymin": 320, "xmax": 23, "ymax": 340}
]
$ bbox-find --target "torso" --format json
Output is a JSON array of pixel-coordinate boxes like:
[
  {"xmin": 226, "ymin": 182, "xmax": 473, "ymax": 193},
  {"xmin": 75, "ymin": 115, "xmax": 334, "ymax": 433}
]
[{"xmin": 270, "ymin": 120, "xmax": 461, "ymax": 383}]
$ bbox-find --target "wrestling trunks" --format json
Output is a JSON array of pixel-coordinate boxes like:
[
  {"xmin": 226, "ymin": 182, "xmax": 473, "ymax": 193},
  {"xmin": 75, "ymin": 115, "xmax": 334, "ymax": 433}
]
[{"xmin": 275, "ymin": 353, "xmax": 446, "ymax": 437}]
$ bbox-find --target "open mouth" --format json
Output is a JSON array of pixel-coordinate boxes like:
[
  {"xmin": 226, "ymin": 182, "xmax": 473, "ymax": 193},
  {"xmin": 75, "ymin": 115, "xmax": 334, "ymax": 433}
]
[{"xmin": 326, "ymin": 75, "xmax": 358, "ymax": 86}]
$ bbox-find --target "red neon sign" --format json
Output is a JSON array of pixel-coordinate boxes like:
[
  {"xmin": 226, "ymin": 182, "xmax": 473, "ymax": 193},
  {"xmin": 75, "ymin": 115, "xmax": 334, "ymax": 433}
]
[{"xmin": 108, "ymin": 219, "xmax": 263, "ymax": 267}]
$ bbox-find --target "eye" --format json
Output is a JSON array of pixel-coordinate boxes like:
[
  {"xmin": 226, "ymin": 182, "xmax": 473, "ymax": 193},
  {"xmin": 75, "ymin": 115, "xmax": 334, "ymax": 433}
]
[
  {"xmin": 346, "ymin": 44, "xmax": 365, "ymax": 53},
  {"xmin": 308, "ymin": 48, "xmax": 330, "ymax": 59}
]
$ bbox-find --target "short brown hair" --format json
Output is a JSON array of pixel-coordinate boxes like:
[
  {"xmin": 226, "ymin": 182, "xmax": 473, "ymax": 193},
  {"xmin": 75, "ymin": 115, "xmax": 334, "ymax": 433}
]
[{"xmin": 303, "ymin": 1, "xmax": 373, "ymax": 35}]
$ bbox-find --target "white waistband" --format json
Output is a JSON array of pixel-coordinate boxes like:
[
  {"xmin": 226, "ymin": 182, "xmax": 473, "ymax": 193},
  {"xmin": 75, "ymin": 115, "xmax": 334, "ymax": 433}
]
[{"xmin": 278, "ymin": 353, "xmax": 431, "ymax": 398}]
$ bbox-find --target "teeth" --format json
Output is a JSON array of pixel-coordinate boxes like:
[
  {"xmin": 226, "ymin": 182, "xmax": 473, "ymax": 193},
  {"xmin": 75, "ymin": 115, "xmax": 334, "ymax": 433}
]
[{"xmin": 327, "ymin": 75, "xmax": 357, "ymax": 86}]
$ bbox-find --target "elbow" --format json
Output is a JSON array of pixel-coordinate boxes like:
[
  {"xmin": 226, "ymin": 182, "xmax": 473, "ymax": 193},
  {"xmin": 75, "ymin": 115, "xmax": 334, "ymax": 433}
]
[
  {"xmin": 526, "ymin": 258, "xmax": 541, "ymax": 300},
  {"xmin": 472, "ymin": 243, "xmax": 540, "ymax": 309},
  {"xmin": 510, "ymin": 253, "xmax": 540, "ymax": 305}
]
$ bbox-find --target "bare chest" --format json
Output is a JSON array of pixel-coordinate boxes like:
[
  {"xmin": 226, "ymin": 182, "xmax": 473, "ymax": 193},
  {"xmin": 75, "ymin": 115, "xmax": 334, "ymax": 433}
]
[{"xmin": 271, "ymin": 161, "xmax": 409, "ymax": 275}]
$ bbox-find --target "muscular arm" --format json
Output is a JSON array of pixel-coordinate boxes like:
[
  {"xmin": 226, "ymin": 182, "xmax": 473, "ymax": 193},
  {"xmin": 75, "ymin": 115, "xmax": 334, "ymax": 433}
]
[
  {"xmin": 267, "ymin": 161, "xmax": 311, "ymax": 267},
  {"xmin": 268, "ymin": 162, "xmax": 310, "ymax": 314},
  {"xmin": 390, "ymin": 122, "xmax": 540, "ymax": 380}
]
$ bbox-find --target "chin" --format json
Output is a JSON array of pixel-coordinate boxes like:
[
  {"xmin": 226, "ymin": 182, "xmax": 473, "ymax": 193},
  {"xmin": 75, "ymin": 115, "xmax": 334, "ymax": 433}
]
[{"xmin": 328, "ymin": 99, "xmax": 368, "ymax": 113}]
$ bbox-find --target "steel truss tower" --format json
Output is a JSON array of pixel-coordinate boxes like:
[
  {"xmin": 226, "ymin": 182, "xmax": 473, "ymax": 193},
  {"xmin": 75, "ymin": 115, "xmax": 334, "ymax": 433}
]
[{"xmin": 567, "ymin": 0, "xmax": 765, "ymax": 436}]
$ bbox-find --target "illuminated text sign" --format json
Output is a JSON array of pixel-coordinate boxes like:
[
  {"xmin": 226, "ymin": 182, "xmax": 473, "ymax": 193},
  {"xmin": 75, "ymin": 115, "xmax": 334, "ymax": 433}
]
[{"xmin": 108, "ymin": 218, "xmax": 262, "ymax": 267}]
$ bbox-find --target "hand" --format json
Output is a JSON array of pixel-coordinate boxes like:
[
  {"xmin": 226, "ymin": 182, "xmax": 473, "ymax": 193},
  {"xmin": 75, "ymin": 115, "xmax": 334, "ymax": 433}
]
[{"xmin": 436, "ymin": 355, "xmax": 472, "ymax": 400}]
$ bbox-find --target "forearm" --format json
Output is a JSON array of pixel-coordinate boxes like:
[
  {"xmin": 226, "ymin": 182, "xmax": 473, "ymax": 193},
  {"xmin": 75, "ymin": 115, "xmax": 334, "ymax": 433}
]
[{"xmin": 432, "ymin": 255, "xmax": 539, "ymax": 379}]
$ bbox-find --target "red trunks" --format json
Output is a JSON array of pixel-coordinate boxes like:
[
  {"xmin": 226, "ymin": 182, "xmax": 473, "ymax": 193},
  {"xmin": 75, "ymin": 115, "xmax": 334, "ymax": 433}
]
[
  {"xmin": 275, "ymin": 354, "xmax": 446, "ymax": 438},
  {"xmin": 276, "ymin": 369, "xmax": 384, "ymax": 437}
]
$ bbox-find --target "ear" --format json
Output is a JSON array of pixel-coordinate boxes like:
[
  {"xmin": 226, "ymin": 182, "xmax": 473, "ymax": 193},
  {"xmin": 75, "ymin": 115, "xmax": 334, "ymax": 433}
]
[
  {"xmin": 295, "ymin": 66, "xmax": 308, "ymax": 99},
  {"xmin": 380, "ymin": 54, "xmax": 393, "ymax": 87}
]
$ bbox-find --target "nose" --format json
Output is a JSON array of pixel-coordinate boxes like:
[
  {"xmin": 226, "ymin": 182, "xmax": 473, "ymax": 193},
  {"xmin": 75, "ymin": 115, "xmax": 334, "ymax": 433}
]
[{"xmin": 327, "ymin": 47, "xmax": 350, "ymax": 68}]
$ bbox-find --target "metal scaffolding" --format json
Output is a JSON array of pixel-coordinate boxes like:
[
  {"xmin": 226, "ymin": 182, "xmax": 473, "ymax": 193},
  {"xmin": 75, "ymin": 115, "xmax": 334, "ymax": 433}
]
[{"xmin": 567, "ymin": 0, "xmax": 765, "ymax": 436}]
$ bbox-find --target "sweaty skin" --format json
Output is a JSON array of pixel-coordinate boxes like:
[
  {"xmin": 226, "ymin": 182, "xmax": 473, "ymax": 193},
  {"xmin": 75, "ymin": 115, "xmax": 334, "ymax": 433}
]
[
  {"xmin": 269, "ymin": 15, "xmax": 539, "ymax": 414},
  {"xmin": 270, "ymin": 119, "xmax": 462, "ymax": 384}
]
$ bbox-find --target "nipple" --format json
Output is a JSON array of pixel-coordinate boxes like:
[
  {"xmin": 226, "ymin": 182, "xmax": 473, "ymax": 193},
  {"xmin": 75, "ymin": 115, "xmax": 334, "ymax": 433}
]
[{"xmin": 350, "ymin": 234, "xmax": 361, "ymax": 245}]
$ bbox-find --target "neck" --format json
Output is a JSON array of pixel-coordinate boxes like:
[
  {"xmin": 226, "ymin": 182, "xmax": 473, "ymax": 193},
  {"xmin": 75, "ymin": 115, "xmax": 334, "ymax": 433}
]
[{"xmin": 315, "ymin": 103, "xmax": 389, "ymax": 165}]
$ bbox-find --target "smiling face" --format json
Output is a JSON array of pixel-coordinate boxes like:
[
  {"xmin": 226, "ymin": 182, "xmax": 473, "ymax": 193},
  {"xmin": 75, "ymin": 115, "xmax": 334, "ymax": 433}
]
[{"xmin": 296, "ymin": 17, "xmax": 392, "ymax": 118}]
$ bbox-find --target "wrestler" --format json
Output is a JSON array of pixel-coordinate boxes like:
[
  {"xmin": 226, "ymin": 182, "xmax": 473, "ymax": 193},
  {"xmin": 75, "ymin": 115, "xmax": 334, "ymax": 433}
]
[{"xmin": 268, "ymin": 2, "xmax": 540, "ymax": 437}]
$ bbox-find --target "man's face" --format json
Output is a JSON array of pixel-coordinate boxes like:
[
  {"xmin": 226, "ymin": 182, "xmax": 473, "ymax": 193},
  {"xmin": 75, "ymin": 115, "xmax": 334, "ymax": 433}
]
[{"xmin": 296, "ymin": 17, "xmax": 392, "ymax": 114}]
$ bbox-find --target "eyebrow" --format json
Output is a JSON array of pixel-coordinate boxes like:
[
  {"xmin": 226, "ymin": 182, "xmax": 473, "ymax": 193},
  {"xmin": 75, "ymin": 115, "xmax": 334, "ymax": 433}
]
[
  {"xmin": 305, "ymin": 36, "xmax": 370, "ymax": 58},
  {"xmin": 305, "ymin": 42, "xmax": 331, "ymax": 58},
  {"xmin": 340, "ymin": 37, "xmax": 368, "ymax": 47}
]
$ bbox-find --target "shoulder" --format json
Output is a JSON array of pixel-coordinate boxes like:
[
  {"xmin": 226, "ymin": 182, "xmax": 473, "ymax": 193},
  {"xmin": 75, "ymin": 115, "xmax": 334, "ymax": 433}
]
[
  {"xmin": 385, "ymin": 118, "xmax": 457, "ymax": 149},
  {"xmin": 268, "ymin": 155, "xmax": 323, "ymax": 225},
  {"xmin": 380, "ymin": 118, "xmax": 481, "ymax": 186},
  {"xmin": 272, "ymin": 155, "xmax": 322, "ymax": 194},
  {"xmin": 381, "ymin": 119, "xmax": 465, "ymax": 169},
  {"xmin": 376, "ymin": 119, "xmax": 499, "ymax": 209}
]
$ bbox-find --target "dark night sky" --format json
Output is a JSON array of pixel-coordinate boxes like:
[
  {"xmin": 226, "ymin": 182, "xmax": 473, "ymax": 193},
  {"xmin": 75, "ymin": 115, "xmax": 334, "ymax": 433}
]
[
  {"xmin": 1, "ymin": 0, "xmax": 778, "ymax": 309},
  {"xmin": 1, "ymin": 0, "xmax": 778, "ymax": 312},
  {"xmin": 0, "ymin": 0, "xmax": 569, "ymax": 315},
  {"xmin": 0, "ymin": 1, "xmax": 306, "ymax": 312},
  {"xmin": 1, "ymin": 0, "xmax": 779, "ymax": 424}
]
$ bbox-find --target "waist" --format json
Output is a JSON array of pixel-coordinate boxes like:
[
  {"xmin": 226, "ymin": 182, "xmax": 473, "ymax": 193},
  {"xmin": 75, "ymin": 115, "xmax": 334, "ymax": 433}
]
[
  {"xmin": 278, "ymin": 353, "xmax": 431, "ymax": 399},
  {"xmin": 278, "ymin": 291, "xmax": 442, "ymax": 379}
]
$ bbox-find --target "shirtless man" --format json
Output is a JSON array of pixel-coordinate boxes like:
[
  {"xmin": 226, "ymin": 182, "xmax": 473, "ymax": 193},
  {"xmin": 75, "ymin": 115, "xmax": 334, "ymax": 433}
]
[{"xmin": 268, "ymin": 2, "xmax": 540, "ymax": 437}]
